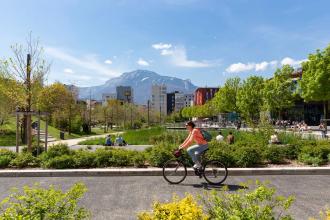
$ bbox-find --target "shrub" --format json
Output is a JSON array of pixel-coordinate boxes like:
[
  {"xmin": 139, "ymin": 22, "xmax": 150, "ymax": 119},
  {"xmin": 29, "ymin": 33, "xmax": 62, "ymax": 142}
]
[
  {"xmin": 109, "ymin": 149, "xmax": 132, "ymax": 166},
  {"xmin": 298, "ymin": 144, "xmax": 330, "ymax": 165},
  {"xmin": 0, "ymin": 149, "xmax": 16, "ymax": 168},
  {"xmin": 207, "ymin": 142, "xmax": 235, "ymax": 167},
  {"xmin": 264, "ymin": 146, "xmax": 286, "ymax": 164},
  {"xmin": 74, "ymin": 150, "xmax": 97, "ymax": 168},
  {"xmin": 132, "ymin": 152, "xmax": 146, "ymax": 167},
  {"xmin": 22, "ymin": 145, "xmax": 45, "ymax": 157},
  {"xmin": 94, "ymin": 148, "xmax": 113, "ymax": 167},
  {"xmin": 147, "ymin": 144, "xmax": 175, "ymax": 167},
  {"xmin": 0, "ymin": 182, "xmax": 90, "ymax": 219},
  {"xmin": 0, "ymin": 149, "xmax": 16, "ymax": 158},
  {"xmin": 233, "ymin": 146, "xmax": 263, "ymax": 167},
  {"xmin": 44, "ymin": 144, "xmax": 72, "ymax": 159},
  {"xmin": 282, "ymin": 144, "xmax": 302, "ymax": 160},
  {"xmin": 9, "ymin": 153, "xmax": 39, "ymax": 168},
  {"xmin": 298, "ymin": 154, "xmax": 323, "ymax": 166},
  {"xmin": 0, "ymin": 156, "xmax": 12, "ymax": 168},
  {"xmin": 138, "ymin": 194, "xmax": 209, "ymax": 220},
  {"xmin": 42, "ymin": 154, "xmax": 76, "ymax": 169},
  {"xmin": 202, "ymin": 180, "xmax": 295, "ymax": 220}
]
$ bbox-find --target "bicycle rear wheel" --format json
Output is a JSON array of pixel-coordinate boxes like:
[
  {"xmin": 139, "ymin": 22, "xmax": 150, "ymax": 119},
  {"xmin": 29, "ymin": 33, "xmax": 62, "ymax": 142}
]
[
  {"xmin": 163, "ymin": 159, "xmax": 187, "ymax": 184},
  {"xmin": 203, "ymin": 160, "xmax": 228, "ymax": 185}
]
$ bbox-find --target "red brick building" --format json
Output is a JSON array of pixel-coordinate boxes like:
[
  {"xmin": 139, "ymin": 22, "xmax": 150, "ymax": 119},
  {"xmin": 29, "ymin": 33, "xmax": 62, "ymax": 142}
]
[{"xmin": 194, "ymin": 87, "xmax": 219, "ymax": 106}]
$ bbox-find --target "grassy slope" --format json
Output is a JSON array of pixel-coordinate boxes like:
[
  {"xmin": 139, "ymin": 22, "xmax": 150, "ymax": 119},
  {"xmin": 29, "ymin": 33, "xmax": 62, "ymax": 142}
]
[{"xmin": 0, "ymin": 117, "xmax": 108, "ymax": 146}]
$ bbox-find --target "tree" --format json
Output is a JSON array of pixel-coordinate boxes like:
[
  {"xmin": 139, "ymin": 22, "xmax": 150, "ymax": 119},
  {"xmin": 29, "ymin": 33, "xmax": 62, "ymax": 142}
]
[
  {"xmin": 263, "ymin": 65, "xmax": 295, "ymax": 119},
  {"xmin": 0, "ymin": 34, "xmax": 50, "ymax": 150},
  {"xmin": 213, "ymin": 77, "xmax": 241, "ymax": 113},
  {"xmin": 237, "ymin": 76, "xmax": 265, "ymax": 122},
  {"xmin": 38, "ymin": 83, "xmax": 78, "ymax": 134},
  {"xmin": 300, "ymin": 44, "xmax": 330, "ymax": 119}
]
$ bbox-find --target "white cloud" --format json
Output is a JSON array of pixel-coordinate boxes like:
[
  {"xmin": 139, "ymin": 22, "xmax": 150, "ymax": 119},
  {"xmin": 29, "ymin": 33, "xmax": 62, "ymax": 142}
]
[
  {"xmin": 153, "ymin": 44, "xmax": 219, "ymax": 68},
  {"xmin": 104, "ymin": 59, "xmax": 112, "ymax": 64},
  {"xmin": 281, "ymin": 57, "xmax": 307, "ymax": 66},
  {"xmin": 226, "ymin": 62, "xmax": 255, "ymax": 73},
  {"xmin": 64, "ymin": 68, "xmax": 74, "ymax": 74},
  {"xmin": 255, "ymin": 61, "xmax": 269, "ymax": 71},
  {"xmin": 152, "ymin": 43, "xmax": 172, "ymax": 50},
  {"xmin": 137, "ymin": 58, "xmax": 150, "ymax": 66},
  {"xmin": 45, "ymin": 47, "xmax": 120, "ymax": 77},
  {"xmin": 226, "ymin": 58, "xmax": 304, "ymax": 73}
]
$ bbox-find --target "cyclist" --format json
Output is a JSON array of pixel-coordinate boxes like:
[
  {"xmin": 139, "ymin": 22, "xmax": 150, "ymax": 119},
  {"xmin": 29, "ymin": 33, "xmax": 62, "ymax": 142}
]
[{"xmin": 179, "ymin": 121, "xmax": 208, "ymax": 169}]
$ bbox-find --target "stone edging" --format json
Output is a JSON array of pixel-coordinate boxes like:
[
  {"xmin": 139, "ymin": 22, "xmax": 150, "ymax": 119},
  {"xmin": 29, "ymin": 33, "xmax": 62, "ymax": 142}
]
[{"xmin": 0, "ymin": 167, "xmax": 329, "ymax": 177}]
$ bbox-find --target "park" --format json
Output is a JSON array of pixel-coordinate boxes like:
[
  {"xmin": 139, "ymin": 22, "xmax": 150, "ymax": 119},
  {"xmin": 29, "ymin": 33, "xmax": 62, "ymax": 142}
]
[{"xmin": 1, "ymin": 1, "xmax": 330, "ymax": 219}]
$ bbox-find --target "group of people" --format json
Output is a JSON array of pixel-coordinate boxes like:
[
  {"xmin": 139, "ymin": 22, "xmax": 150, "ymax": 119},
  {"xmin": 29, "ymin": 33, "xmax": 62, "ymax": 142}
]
[
  {"xmin": 105, "ymin": 135, "xmax": 127, "ymax": 146},
  {"xmin": 215, "ymin": 131, "xmax": 235, "ymax": 144},
  {"xmin": 272, "ymin": 119, "xmax": 309, "ymax": 131}
]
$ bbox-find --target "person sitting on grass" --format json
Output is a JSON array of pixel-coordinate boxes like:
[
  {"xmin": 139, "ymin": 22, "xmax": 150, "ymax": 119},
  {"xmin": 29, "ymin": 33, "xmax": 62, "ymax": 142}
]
[
  {"xmin": 105, "ymin": 135, "xmax": 113, "ymax": 146},
  {"xmin": 269, "ymin": 131, "xmax": 281, "ymax": 144},
  {"xmin": 226, "ymin": 131, "xmax": 235, "ymax": 144},
  {"xmin": 115, "ymin": 135, "xmax": 127, "ymax": 146},
  {"xmin": 216, "ymin": 131, "xmax": 224, "ymax": 142}
]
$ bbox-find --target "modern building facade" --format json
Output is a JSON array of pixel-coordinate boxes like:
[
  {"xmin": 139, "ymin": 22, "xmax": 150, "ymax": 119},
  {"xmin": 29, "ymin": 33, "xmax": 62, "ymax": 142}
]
[
  {"xmin": 166, "ymin": 91, "xmax": 187, "ymax": 114},
  {"xmin": 194, "ymin": 87, "xmax": 219, "ymax": 106},
  {"xmin": 151, "ymin": 84, "xmax": 167, "ymax": 117},
  {"xmin": 174, "ymin": 92, "xmax": 185, "ymax": 112},
  {"xmin": 184, "ymin": 94, "xmax": 194, "ymax": 107},
  {"xmin": 167, "ymin": 92, "xmax": 175, "ymax": 115},
  {"xmin": 278, "ymin": 68, "xmax": 330, "ymax": 125},
  {"xmin": 116, "ymin": 86, "xmax": 134, "ymax": 103}
]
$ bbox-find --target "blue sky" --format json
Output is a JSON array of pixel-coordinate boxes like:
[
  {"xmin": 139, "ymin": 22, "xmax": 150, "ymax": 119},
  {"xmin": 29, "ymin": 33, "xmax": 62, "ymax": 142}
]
[{"xmin": 1, "ymin": 0, "xmax": 330, "ymax": 87}]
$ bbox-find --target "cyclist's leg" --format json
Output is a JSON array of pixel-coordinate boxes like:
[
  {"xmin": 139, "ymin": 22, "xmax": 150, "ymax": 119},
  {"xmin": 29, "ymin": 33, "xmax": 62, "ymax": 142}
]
[
  {"xmin": 187, "ymin": 145, "xmax": 199, "ymax": 163},
  {"xmin": 187, "ymin": 144, "xmax": 208, "ymax": 168},
  {"xmin": 194, "ymin": 144, "xmax": 208, "ymax": 163}
]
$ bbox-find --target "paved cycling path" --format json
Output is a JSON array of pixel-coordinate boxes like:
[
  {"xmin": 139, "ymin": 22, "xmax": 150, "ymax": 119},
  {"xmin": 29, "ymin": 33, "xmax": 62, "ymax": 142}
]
[{"xmin": 0, "ymin": 175, "xmax": 328, "ymax": 220}]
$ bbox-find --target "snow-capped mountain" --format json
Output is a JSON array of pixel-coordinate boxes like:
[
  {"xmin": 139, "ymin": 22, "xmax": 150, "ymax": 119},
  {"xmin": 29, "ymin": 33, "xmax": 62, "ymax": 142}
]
[{"xmin": 78, "ymin": 70, "xmax": 198, "ymax": 104}]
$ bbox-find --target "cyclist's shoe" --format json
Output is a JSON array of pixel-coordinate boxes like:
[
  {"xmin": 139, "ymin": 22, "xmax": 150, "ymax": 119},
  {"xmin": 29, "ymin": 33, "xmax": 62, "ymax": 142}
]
[{"xmin": 193, "ymin": 163, "xmax": 202, "ymax": 169}]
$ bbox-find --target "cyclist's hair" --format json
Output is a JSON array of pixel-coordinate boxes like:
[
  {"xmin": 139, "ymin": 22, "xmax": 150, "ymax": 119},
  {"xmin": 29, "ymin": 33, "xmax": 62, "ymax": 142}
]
[{"xmin": 185, "ymin": 121, "xmax": 195, "ymax": 128}]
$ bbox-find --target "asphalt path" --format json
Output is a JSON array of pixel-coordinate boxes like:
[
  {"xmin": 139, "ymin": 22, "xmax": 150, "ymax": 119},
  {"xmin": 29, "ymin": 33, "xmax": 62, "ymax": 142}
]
[{"xmin": 0, "ymin": 175, "xmax": 329, "ymax": 219}]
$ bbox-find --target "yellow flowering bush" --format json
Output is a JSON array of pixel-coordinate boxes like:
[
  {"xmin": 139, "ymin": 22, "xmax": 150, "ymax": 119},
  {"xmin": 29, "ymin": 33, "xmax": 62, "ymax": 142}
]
[
  {"xmin": 138, "ymin": 194, "xmax": 209, "ymax": 220},
  {"xmin": 310, "ymin": 208, "xmax": 330, "ymax": 220}
]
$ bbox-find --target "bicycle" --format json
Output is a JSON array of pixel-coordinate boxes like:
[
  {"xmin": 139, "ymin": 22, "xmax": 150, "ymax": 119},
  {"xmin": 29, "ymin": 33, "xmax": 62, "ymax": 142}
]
[{"xmin": 162, "ymin": 149, "xmax": 228, "ymax": 185}]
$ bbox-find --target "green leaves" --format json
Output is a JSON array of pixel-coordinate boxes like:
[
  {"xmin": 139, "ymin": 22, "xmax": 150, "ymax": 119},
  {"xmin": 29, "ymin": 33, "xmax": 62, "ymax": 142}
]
[
  {"xmin": 263, "ymin": 65, "xmax": 295, "ymax": 114},
  {"xmin": 236, "ymin": 76, "xmax": 265, "ymax": 122},
  {"xmin": 0, "ymin": 183, "xmax": 90, "ymax": 219},
  {"xmin": 202, "ymin": 180, "xmax": 295, "ymax": 220}
]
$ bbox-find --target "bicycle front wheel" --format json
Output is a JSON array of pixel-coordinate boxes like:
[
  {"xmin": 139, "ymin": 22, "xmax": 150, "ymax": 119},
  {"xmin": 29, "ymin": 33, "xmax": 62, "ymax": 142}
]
[
  {"xmin": 203, "ymin": 160, "xmax": 228, "ymax": 185},
  {"xmin": 163, "ymin": 160, "xmax": 187, "ymax": 184}
]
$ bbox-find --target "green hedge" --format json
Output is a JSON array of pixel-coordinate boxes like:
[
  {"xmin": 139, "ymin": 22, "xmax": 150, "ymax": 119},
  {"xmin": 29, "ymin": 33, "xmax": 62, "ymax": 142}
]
[{"xmin": 0, "ymin": 130, "xmax": 329, "ymax": 169}]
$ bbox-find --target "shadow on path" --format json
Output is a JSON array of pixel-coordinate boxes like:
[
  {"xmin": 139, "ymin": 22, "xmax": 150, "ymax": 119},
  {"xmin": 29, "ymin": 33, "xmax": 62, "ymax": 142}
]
[{"xmin": 175, "ymin": 182, "xmax": 247, "ymax": 191}]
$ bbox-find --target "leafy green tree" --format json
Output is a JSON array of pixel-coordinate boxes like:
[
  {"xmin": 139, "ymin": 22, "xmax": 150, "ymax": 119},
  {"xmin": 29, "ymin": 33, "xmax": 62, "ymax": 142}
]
[
  {"xmin": 300, "ymin": 44, "xmax": 330, "ymax": 119},
  {"xmin": 237, "ymin": 76, "xmax": 265, "ymax": 122},
  {"xmin": 263, "ymin": 65, "xmax": 295, "ymax": 119},
  {"xmin": 213, "ymin": 77, "xmax": 241, "ymax": 113}
]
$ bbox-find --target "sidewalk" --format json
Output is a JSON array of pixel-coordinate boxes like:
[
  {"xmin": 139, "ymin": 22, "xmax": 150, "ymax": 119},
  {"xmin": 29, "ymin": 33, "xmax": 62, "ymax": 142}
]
[{"xmin": 0, "ymin": 132, "xmax": 124, "ymax": 151}]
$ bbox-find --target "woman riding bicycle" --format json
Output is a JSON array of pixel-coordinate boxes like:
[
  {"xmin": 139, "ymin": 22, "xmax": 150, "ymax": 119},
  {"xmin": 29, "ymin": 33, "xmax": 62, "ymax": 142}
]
[{"xmin": 179, "ymin": 121, "xmax": 208, "ymax": 169}]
